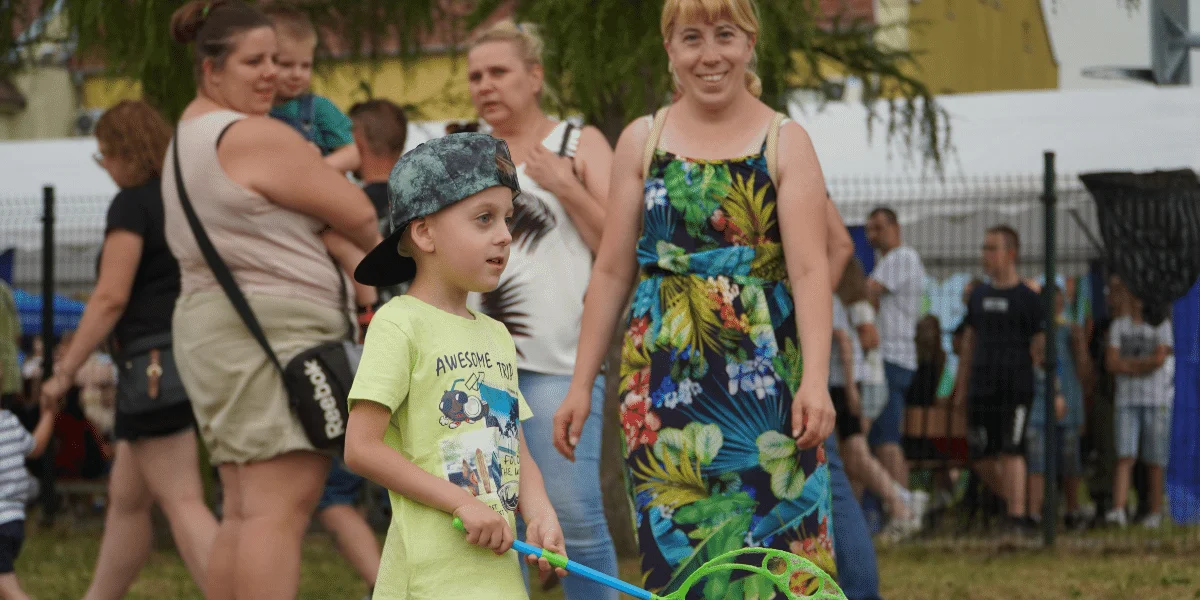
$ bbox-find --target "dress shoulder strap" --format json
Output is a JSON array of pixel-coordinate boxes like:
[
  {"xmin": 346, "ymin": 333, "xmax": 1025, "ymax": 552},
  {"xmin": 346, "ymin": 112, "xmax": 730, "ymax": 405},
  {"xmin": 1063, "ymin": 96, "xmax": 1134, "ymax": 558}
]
[
  {"xmin": 642, "ymin": 107, "xmax": 670, "ymax": 180},
  {"xmin": 765, "ymin": 112, "xmax": 788, "ymax": 188}
]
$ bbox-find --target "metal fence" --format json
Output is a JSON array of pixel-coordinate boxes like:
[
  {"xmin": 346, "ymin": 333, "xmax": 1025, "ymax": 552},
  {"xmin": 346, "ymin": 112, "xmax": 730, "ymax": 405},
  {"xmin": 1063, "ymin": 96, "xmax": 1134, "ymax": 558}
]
[
  {"xmin": 2, "ymin": 189, "xmax": 109, "ymax": 298},
  {"xmin": 1, "ymin": 163, "xmax": 1196, "ymax": 551},
  {"xmin": 827, "ymin": 165, "xmax": 1199, "ymax": 552}
]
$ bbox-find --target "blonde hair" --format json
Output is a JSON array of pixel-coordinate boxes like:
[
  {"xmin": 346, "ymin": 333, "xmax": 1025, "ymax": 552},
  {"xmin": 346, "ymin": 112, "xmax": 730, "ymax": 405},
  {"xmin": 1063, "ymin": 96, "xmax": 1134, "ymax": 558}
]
[
  {"xmin": 470, "ymin": 20, "xmax": 543, "ymax": 67},
  {"xmin": 661, "ymin": 0, "xmax": 763, "ymax": 98},
  {"xmin": 263, "ymin": 5, "xmax": 317, "ymax": 44}
]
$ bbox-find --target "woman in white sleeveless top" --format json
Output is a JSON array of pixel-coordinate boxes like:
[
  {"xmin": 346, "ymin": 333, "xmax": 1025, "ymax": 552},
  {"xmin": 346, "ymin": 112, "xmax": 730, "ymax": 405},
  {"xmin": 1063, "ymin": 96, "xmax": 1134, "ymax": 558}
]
[
  {"xmin": 161, "ymin": 2, "xmax": 381, "ymax": 599},
  {"xmin": 465, "ymin": 21, "xmax": 619, "ymax": 599}
]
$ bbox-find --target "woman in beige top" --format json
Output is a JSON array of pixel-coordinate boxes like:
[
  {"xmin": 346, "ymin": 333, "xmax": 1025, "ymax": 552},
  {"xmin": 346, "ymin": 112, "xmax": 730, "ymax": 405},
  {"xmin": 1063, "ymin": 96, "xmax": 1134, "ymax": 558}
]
[{"xmin": 163, "ymin": 2, "xmax": 380, "ymax": 599}]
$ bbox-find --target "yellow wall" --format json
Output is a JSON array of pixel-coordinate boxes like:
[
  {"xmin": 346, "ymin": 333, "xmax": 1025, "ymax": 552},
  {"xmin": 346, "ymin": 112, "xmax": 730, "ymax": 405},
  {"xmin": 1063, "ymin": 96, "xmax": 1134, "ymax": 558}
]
[
  {"xmin": 0, "ymin": 68, "xmax": 78, "ymax": 140},
  {"xmin": 908, "ymin": 0, "xmax": 1057, "ymax": 95},
  {"xmin": 83, "ymin": 54, "xmax": 478, "ymax": 122},
  {"xmin": 875, "ymin": 0, "xmax": 911, "ymax": 52}
]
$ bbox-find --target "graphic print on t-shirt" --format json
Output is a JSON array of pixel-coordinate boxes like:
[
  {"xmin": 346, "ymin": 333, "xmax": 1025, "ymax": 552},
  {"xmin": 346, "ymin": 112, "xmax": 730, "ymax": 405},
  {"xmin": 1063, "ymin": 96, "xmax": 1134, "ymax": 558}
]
[
  {"xmin": 1118, "ymin": 328, "xmax": 1156, "ymax": 359},
  {"xmin": 437, "ymin": 363, "xmax": 522, "ymax": 515},
  {"xmin": 982, "ymin": 296, "xmax": 1009, "ymax": 313}
]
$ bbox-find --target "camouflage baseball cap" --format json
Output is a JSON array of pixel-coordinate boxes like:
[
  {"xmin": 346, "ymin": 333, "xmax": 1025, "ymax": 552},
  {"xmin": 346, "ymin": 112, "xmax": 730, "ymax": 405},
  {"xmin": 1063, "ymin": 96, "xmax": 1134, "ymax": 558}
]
[{"xmin": 354, "ymin": 133, "xmax": 521, "ymax": 286}]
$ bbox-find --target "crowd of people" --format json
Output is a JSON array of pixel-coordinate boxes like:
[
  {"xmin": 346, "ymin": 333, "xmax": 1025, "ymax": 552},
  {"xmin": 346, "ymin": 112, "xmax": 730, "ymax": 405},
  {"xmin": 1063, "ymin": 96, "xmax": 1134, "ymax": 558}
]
[
  {"xmin": 0, "ymin": 0, "xmax": 1183, "ymax": 599},
  {"xmin": 836, "ymin": 220, "xmax": 1178, "ymax": 540}
]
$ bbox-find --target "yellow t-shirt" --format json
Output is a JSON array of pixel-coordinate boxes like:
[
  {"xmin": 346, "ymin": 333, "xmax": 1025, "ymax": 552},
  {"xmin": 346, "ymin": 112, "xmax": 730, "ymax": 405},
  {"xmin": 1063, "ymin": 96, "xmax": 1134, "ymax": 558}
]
[{"xmin": 348, "ymin": 295, "xmax": 532, "ymax": 600}]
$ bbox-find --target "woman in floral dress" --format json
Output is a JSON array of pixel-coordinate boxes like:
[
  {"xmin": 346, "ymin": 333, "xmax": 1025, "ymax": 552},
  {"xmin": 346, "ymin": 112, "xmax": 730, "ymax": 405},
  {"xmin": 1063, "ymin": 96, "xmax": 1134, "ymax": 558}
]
[{"xmin": 552, "ymin": 0, "xmax": 836, "ymax": 597}]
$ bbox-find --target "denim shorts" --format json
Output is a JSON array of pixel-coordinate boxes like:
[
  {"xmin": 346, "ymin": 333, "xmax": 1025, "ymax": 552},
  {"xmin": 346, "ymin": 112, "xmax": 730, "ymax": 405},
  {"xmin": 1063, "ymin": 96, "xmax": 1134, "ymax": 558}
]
[
  {"xmin": 317, "ymin": 455, "xmax": 365, "ymax": 510},
  {"xmin": 868, "ymin": 362, "xmax": 914, "ymax": 447},
  {"xmin": 1116, "ymin": 404, "xmax": 1172, "ymax": 466},
  {"xmin": 1025, "ymin": 424, "xmax": 1081, "ymax": 477}
]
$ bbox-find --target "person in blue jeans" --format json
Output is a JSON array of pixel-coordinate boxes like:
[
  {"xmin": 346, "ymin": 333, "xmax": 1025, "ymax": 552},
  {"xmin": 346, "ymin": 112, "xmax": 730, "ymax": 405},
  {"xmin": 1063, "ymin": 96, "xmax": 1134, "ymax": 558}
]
[
  {"xmin": 827, "ymin": 432, "xmax": 884, "ymax": 600},
  {"xmin": 465, "ymin": 21, "xmax": 620, "ymax": 598},
  {"xmin": 516, "ymin": 374, "xmax": 616, "ymax": 595},
  {"xmin": 865, "ymin": 208, "xmax": 927, "ymax": 488}
]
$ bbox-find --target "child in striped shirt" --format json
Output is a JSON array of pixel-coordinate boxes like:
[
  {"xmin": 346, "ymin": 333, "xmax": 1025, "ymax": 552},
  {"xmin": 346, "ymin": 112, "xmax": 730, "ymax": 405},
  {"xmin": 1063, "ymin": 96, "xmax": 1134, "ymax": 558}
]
[{"xmin": 0, "ymin": 398, "xmax": 55, "ymax": 600}]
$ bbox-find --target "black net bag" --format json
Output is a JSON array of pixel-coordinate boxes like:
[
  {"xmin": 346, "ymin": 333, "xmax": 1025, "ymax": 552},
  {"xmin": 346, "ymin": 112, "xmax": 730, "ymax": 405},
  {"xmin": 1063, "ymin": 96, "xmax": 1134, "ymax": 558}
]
[{"xmin": 1081, "ymin": 169, "xmax": 1200, "ymax": 325}]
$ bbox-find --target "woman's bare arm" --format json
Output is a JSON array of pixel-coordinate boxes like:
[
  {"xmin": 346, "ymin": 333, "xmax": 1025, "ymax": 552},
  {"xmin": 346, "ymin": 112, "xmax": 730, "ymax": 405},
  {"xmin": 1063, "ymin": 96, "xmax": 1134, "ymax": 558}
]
[
  {"xmin": 825, "ymin": 196, "xmax": 854, "ymax": 289},
  {"xmin": 553, "ymin": 118, "xmax": 649, "ymax": 459},
  {"xmin": 54, "ymin": 231, "xmax": 141, "ymax": 380},
  {"xmin": 218, "ymin": 117, "xmax": 380, "ymax": 252},
  {"xmin": 566, "ymin": 119, "xmax": 646, "ymax": 394},
  {"xmin": 775, "ymin": 121, "xmax": 835, "ymax": 448}
]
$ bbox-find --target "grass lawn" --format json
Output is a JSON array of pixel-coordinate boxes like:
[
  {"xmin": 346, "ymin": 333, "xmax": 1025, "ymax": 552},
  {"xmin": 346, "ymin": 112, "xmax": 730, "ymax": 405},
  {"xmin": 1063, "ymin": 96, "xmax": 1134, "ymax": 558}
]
[{"xmin": 13, "ymin": 524, "xmax": 1200, "ymax": 599}]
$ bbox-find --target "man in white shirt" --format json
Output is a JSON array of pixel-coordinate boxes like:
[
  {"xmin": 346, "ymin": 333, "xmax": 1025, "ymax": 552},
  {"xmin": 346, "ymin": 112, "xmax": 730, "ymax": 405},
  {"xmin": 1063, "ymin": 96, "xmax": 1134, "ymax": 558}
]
[{"xmin": 865, "ymin": 207, "xmax": 927, "ymax": 487}]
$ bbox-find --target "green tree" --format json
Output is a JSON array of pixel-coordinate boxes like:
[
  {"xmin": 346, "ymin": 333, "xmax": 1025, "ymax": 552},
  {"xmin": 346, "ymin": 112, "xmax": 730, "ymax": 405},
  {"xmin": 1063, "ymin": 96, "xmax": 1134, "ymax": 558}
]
[
  {"xmin": 474, "ymin": 0, "xmax": 950, "ymax": 165},
  {"xmin": 6, "ymin": 0, "xmax": 953, "ymax": 163}
]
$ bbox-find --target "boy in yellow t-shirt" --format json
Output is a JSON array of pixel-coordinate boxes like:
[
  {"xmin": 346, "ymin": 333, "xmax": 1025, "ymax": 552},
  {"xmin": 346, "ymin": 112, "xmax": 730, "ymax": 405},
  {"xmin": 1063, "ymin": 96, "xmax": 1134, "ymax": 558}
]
[{"xmin": 344, "ymin": 133, "xmax": 567, "ymax": 600}]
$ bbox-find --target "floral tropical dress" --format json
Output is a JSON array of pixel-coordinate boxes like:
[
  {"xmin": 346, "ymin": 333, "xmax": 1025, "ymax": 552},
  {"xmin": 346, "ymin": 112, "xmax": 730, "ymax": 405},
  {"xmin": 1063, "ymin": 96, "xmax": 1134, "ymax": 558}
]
[{"xmin": 618, "ymin": 137, "xmax": 835, "ymax": 599}]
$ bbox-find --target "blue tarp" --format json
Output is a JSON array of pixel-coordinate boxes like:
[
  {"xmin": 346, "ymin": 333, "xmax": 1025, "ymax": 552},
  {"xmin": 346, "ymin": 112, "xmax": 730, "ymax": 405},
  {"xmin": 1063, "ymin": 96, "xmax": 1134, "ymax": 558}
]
[
  {"xmin": 11, "ymin": 288, "xmax": 85, "ymax": 337},
  {"xmin": 848, "ymin": 225, "xmax": 875, "ymax": 274},
  {"xmin": 1168, "ymin": 277, "xmax": 1200, "ymax": 525}
]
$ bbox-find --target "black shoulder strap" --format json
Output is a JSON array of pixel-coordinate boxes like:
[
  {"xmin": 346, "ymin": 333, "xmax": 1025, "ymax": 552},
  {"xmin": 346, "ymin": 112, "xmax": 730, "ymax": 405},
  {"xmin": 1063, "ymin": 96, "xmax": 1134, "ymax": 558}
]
[
  {"xmin": 171, "ymin": 125, "xmax": 352, "ymax": 377},
  {"xmin": 557, "ymin": 122, "xmax": 576, "ymax": 157}
]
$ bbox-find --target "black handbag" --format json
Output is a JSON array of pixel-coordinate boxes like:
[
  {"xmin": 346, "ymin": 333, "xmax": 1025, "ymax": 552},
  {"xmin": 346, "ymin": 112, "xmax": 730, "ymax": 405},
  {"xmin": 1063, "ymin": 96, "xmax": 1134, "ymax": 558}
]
[
  {"xmin": 171, "ymin": 128, "xmax": 359, "ymax": 450},
  {"xmin": 115, "ymin": 332, "xmax": 189, "ymax": 415}
]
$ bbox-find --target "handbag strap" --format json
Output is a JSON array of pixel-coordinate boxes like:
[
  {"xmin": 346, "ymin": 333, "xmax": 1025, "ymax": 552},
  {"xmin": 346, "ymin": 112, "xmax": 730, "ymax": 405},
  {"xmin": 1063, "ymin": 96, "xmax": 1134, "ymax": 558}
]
[{"xmin": 171, "ymin": 124, "xmax": 354, "ymax": 378}]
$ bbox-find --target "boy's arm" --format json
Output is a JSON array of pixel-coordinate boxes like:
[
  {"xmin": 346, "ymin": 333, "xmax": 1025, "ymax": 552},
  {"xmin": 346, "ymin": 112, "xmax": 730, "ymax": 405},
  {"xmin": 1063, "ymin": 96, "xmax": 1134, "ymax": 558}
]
[
  {"xmin": 344, "ymin": 401, "xmax": 476, "ymax": 514},
  {"xmin": 324, "ymin": 143, "xmax": 361, "ymax": 174},
  {"xmin": 1070, "ymin": 325, "xmax": 1095, "ymax": 398},
  {"xmin": 1031, "ymin": 332, "xmax": 1047, "ymax": 369},
  {"xmin": 322, "ymin": 229, "xmax": 379, "ymax": 309},
  {"xmin": 28, "ymin": 407, "xmax": 56, "ymax": 459},
  {"xmin": 951, "ymin": 325, "xmax": 975, "ymax": 406},
  {"xmin": 316, "ymin": 97, "xmax": 361, "ymax": 174},
  {"xmin": 1105, "ymin": 345, "xmax": 1133, "ymax": 375},
  {"xmin": 1109, "ymin": 348, "xmax": 1167, "ymax": 375},
  {"xmin": 515, "ymin": 427, "xmax": 568, "ymax": 579}
]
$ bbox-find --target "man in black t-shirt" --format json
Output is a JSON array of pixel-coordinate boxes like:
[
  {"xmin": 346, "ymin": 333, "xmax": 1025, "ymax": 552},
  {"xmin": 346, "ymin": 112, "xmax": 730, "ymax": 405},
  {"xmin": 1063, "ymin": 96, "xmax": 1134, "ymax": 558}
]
[
  {"xmin": 349, "ymin": 99, "xmax": 409, "ymax": 227},
  {"xmin": 350, "ymin": 100, "xmax": 409, "ymax": 312},
  {"xmin": 952, "ymin": 225, "xmax": 1046, "ymax": 534}
]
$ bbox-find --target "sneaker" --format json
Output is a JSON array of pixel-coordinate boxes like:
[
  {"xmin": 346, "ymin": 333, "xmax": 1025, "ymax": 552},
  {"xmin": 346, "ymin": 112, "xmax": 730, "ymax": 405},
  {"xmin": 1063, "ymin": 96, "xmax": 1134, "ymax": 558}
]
[
  {"xmin": 909, "ymin": 490, "xmax": 931, "ymax": 521},
  {"xmin": 1139, "ymin": 513, "xmax": 1163, "ymax": 529},
  {"xmin": 880, "ymin": 515, "xmax": 920, "ymax": 543},
  {"xmin": 1001, "ymin": 515, "xmax": 1038, "ymax": 537},
  {"xmin": 1104, "ymin": 508, "xmax": 1128, "ymax": 528},
  {"xmin": 1064, "ymin": 511, "xmax": 1088, "ymax": 532}
]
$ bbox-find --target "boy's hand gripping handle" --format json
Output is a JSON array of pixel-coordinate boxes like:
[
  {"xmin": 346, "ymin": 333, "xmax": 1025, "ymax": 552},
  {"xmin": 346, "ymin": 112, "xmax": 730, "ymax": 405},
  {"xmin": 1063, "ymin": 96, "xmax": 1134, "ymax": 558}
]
[{"xmin": 451, "ymin": 517, "xmax": 655, "ymax": 599}]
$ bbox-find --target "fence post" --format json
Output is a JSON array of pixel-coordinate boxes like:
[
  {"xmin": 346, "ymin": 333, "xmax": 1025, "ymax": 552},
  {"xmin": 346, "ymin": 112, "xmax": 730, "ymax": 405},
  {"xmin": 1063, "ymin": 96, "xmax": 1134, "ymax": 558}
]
[
  {"xmin": 40, "ymin": 185, "xmax": 58, "ymax": 523},
  {"xmin": 1041, "ymin": 153, "xmax": 1059, "ymax": 546}
]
